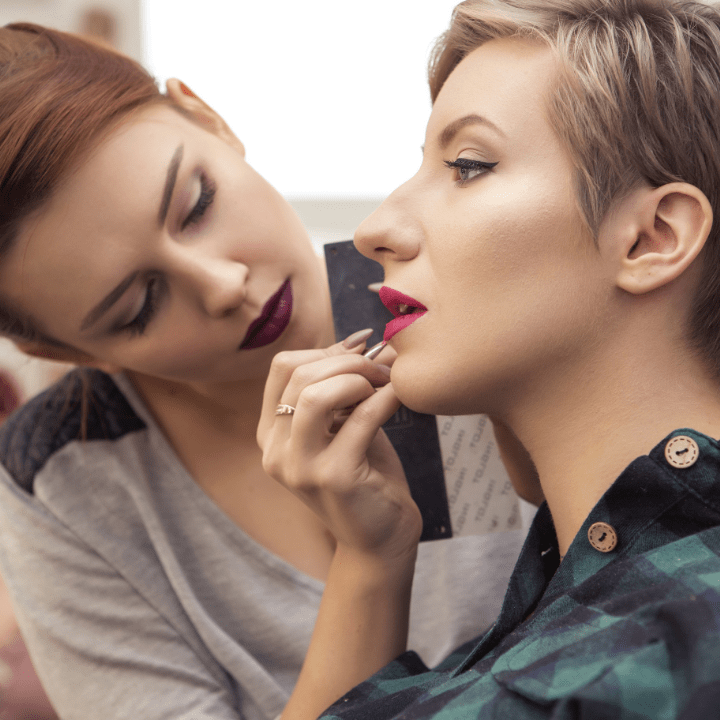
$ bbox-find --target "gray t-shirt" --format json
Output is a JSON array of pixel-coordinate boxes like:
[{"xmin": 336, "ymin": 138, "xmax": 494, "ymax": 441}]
[{"xmin": 0, "ymin": 370, "xmax": 526, "ymax": 720}]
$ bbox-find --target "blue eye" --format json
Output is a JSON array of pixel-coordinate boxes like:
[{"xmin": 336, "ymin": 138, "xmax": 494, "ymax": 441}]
[
  {"xmin": 444, "ymin": 158, "xmax": 498, "ymax": 186},
  {"xmin": 182, "ymin": 174, "xmax": 216, "ymax": 229},
  {"xmin": 120, "ymin": 277, "xmax": 162, "ymax": 337}
]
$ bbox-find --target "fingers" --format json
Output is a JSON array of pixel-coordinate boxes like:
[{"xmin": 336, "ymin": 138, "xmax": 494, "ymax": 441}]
[
  {"xmin": 282, "ymin": 354, "xmax": 391, "ymax": 407},
  {"xmin": 260, "ymin": 359, "xmax": 401, "ymax": 497},
  {"xmin": 259, "ymin": 353, "xmax": 390, "ymax": 446},
  {"xmin": 258, "ymin": 329, "xmax": 373, "ymax": 444},
  {"xmin": 269, "ymin": 375, "xmax": 400, "ymax": 455},
  {"xmin": 331, "ymin": 384, "xmax": 401, "ymax": 465},
  {"xmin": 263, "ymin": 381, "xmax": 403, "ymax": 507},
  {"xmin": 269, "ymin": 356, "xmax": 391, "ymax": 454},
  {"xmin": 256, "ymin": 335, "xmax": 415, "ymax": 558},
  {"xmin": 261, "ymin": 330, "xmax": 373, "ymax": 412},
  {"xmin": 287, "ymin": 372, "xmax": 385, "ymax": 458}
]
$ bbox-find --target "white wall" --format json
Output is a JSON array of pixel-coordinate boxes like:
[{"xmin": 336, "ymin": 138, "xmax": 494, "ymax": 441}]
[{"xmin": 142, "ymin": 0, "xmax": 460, "ymax": 200}]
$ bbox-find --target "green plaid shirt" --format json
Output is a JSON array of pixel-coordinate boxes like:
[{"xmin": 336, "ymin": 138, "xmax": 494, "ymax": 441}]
[{"xmin": 321, "ymin": 429, "xmax": 720, "ymax": 720}]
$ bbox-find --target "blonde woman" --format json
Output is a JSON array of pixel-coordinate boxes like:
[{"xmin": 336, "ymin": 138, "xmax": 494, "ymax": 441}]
[{"xmin": 259, "ymin": 1, "xmax": 720, "ymax": 717}]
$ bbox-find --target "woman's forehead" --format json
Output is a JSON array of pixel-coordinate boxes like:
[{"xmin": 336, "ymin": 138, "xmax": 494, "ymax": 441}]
[{"xmin": 428, "ymin": 38, "xmax": 558, "ymax": 140}]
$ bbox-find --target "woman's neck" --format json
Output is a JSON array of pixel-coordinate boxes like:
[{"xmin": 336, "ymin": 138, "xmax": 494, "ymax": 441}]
[
  {"xmin": 506, "ymin": 336, "xmax": 720, "ymax": 556},
  {"xmin": 126, "ymin": 370, "xmax": 267, "ymax": 440}
]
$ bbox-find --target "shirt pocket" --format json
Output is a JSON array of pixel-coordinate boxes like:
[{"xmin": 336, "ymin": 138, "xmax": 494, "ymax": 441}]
[
  {"xmin": 488, "ymin": 613, "xmax": 662, "ymax": 705},
  {"xmin": 490, "ymin": 616, "xmax": 677, "ymax": 718}
]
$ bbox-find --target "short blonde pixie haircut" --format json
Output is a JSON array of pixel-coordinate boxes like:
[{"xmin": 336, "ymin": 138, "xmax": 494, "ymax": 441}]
[{"xmin": 429, "ymin": 0, "xmax": 720, "ymax": 377}]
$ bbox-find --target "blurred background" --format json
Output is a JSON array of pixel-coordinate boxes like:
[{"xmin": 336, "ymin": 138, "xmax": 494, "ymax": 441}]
[{"xmin": 0, "ymin": 0, "xmax": 459, "ymax": 405}]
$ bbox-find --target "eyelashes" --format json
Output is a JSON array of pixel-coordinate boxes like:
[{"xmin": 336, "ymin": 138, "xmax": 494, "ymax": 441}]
[
  {"xmin": 444, "ymin": 158, "xmax": 498, "ymax": 186},
  {"xmin": 120, "ymin": 174, "xmax": 216, "ymax": 337},
  {"xmin": 182, "ymin": 173, "xmax": 217, "ymax": 230},
  {"xmin": 120, "ymin": 276, "xmax": 163, "ymax": 337},
  {"xmin": 112, "ymin": 173, "xmax": 218, "ymax": 338}
]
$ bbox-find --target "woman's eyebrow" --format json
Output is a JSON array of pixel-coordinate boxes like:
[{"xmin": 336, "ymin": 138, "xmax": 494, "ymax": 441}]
[
  {"xmin": 80, "ymin": 271, "xmax": 139, "ymax": 332},
  {"xmin": 157, "ymin": 144, "xmax": 184, "ymax": 226},
  {"xmin": 439, "ymin": 114, "xmax": 506, "ymax": 149}
]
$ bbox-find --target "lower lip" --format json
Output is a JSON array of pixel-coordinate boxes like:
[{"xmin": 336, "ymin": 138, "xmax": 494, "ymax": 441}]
[
  {"xmin": 239, "ymin": 279, "xmax": 293, "ymax": 350},
  {"xmin": 384, "ymin": 311, "xmax": 427, "ymax": 343}
]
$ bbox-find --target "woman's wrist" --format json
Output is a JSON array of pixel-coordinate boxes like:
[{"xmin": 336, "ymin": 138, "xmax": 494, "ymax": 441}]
[
  {"xmin": 331, "ymin": 540, "xmax": 419, "ymax": 589},
  {"xmin": 279, "ymin": 529, "xmax": 417, "ymax": 720}
]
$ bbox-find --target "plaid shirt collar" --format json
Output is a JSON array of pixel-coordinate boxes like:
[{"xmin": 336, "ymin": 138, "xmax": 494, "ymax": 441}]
[{"xmin": 454, "ymin": 427, "xmax": 720, "ymax": 674}]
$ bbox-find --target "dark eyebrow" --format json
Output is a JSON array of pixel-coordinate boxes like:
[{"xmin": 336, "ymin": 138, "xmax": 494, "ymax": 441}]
[
  {"xmin": 158, "ymin": 144, "xmax": 184, "ymax": 226},
  {"xmin": 438, "ymin": 114, "xmax": 506, "ymax": 149},
  {"xmin": 80, "ymin": 272, "xmax": 139, "ymax": 332}
]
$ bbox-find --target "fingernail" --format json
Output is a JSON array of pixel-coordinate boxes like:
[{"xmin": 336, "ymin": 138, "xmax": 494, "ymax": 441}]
[
  {"xmin": 363, "ymin": 340, "xmax": 386, "ymax": 360},
  {"xmin": 343, "ymin": 328, "xmax": 374, "ymax": 349},
  {"xmin": 367, "ymin": 282, "xmax": 383, "ymax": 293},
  {"xmin": 377, "ymin": 364, "xmax": 391, "ymax": 377}
]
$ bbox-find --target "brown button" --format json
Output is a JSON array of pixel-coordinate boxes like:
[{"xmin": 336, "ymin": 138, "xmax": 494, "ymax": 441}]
[
  {"xmin": 587, "ymin": 522, "xmax": 618, "ymax": 553},
  {"xmin": 664, "ymin": 436, "xmax": 699, "ymax": 469}
]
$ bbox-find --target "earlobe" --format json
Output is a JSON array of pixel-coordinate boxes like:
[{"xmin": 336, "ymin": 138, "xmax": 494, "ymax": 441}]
[
  {"xmin": 165, "ymin": 78, "xmax": 245, "ymax": 155},
  {"xmin": 610, "ymin": 183, "xmax": 713, "ymax": 295}
]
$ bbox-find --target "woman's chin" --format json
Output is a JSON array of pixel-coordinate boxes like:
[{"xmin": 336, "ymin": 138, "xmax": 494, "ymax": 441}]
[{"xmin": 390, "ymin": 368, "xmax": 476, "ymax": 417}]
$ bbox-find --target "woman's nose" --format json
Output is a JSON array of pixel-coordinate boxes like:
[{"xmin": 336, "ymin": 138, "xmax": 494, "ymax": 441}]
[
  {"xmin": 184, "ymin": 254, "xmax": 249, "ymax": 318},
  {"xmin": 354, "ymin": 182, "xmax": 421, "ymax": 264}
]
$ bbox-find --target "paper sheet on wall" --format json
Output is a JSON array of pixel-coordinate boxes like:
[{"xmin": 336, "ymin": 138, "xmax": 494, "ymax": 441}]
[{"xmin": 436, "ymin": 414, "xmax": 520, "ymax": 536}]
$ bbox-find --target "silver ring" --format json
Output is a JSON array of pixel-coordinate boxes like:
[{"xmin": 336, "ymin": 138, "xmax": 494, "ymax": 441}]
[{"xmin": 275, "ymin": 404, "xmax": 296, "ymax": 416}]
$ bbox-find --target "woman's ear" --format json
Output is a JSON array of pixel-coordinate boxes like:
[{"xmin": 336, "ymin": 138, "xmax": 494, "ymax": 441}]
[
  {"xmin": 165, "ymin": 78, "xmax": 245, "ymax": 156},
  {"xmin": 15, "ymin": 341, "xmax": 121, "ymax": 375},
  {"xmin": 605, "ymin": 182, "xmax": 713, "ymax": 295}
]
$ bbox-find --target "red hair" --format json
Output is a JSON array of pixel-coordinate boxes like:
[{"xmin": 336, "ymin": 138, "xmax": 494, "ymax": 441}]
[{"xmin": 0, "ymin": 23, "xmax": 164, "ymax": 343}]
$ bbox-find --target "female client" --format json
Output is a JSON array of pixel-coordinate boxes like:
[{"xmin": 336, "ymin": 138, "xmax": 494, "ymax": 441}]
[{"xmin": 258, "ymin": 0, "xmax": 720, "ymax": 717}]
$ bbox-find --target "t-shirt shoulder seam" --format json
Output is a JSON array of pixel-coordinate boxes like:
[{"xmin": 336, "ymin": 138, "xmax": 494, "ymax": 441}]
[{"xmin": 0, "ymin": 368, "xmax": 146, "ymax": 493}]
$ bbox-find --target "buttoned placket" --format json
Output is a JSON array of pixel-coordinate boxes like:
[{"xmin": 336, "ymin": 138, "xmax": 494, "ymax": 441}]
[{"xmin": 452, "ymin": 429, "xmax": 720, "ymax": 678}]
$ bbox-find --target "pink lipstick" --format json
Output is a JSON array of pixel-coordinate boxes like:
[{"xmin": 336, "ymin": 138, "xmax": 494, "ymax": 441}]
[
  {"xmin": 379, "ymin": 286, "xmax": 427, "ymax": 342},
  {"xmin": 239, "ymin": 279, "xmax": 293, "ymax": 350}
]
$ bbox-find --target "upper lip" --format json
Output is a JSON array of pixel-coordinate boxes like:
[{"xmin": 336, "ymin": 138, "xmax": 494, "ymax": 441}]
[{"xmin": 379, "ymin": 286, "xmax": 428, "ymax": 316}]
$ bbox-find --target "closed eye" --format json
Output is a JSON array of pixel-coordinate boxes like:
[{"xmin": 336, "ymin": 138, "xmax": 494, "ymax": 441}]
[
  {"xmin": 182, "ymin": 174, "xmax": 216, "ymax": 229},
  {"xmin": 117, "ymin": 276, "xmax": 164, "ymax": 337}
]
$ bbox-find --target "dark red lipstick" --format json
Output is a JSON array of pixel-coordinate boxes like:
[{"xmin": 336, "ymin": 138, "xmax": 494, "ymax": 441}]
[
  {"xmin": 379, "ymin": 286, "xmax": 427, "ymax": 342},
  {"xmin": 239, "ymin": 279, "xmax": 293, "ymax": 350}
]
